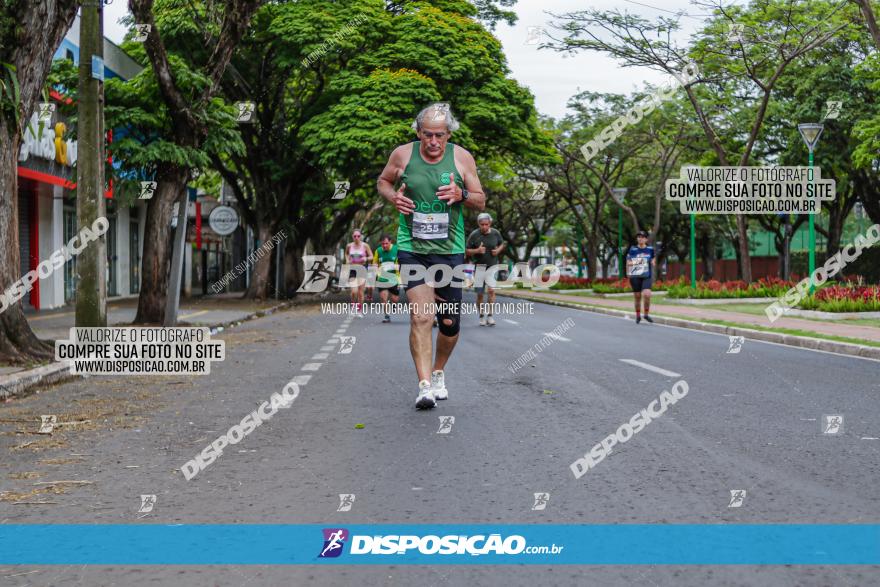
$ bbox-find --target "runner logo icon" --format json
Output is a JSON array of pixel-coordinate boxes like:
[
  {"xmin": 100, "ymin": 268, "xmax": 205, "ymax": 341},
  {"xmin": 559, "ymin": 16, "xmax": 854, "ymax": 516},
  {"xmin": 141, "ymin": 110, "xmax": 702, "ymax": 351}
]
[
  {"xmin": 823, "ymin": 414, "xmax": 843, "ymax": 435},
  {"xmin": 298, "ymin": 255, "xmax": 336, "ymax": 293},
  {"xmin": 531, "ymin": 493, "xmax": 549, "ymax": 511},
  {"xmin": 337, "ymin": 494, "xmax": 355, "ymax": 512},
  {"xmin": 726, "ymin": 336, "xmax": 744, "ymax": 354},
  {"xmin": 319, "ymin": 528, "xmax": 349, "ymax": 558},
  {"xmin": 728, "ymin": 489, "xmax": 747, "ymax": 508}
]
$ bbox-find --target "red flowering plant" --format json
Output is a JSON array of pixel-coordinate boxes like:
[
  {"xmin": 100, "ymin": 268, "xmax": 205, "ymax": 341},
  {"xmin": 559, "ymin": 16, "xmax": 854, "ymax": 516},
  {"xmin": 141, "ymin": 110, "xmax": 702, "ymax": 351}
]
[
  {"xmin": 592, "ymin": 277, "xmax": 683, "ymax": 294},
  {"xmin": 798, "ymin": 284, "xmax": 880, "ymax": 312},
  {"xmin": 666, "ymin": 277, "xmax": 795, "ymax": 299}
]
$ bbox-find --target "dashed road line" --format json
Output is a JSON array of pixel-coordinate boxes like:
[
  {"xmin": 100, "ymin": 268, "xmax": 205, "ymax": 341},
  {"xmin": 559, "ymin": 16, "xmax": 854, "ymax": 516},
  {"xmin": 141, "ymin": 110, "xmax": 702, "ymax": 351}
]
[
  {"xmin": 542, "ymin": 332, "xmax": 571, "ymax": 342},
  {"xmin": 619, "ymin": 359, "xmax": 681, "ymax": 378},
  {"xmin": 302, "ymin": 363, "xmax": 322, "ymax": 372}
]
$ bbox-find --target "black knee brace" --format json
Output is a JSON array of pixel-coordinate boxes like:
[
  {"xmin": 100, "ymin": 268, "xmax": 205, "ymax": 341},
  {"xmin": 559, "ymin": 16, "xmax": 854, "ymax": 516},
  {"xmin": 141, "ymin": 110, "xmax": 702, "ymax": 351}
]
[{"xmin": 437, "ymin": 304, "xmax": 461, "ymax": 337}]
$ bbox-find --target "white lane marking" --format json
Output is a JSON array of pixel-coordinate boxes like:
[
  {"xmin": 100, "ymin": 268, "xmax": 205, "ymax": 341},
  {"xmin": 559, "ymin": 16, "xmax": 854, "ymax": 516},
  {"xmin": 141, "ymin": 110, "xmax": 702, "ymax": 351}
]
[
  {"xmin": 335, "ymin": 330, "xmax": 347, "ymax": 335},
  {"xmin": 320, "ymin": 345, "xmax": 334, "ymax": 352},
  {"xmin": 327, "ymin": 339, "xmax": 339, "ymax": 345},
  {"xmin": 861, "ymin": 437, "xmax": 879, "ymax": 440},
  {"xmin": 800, "ymin": 418, "xmax": 817, "ymax": 422},
  {"xmin": 619, "ymin": 359, "xmax": 681, "ymax": 378},
  {"xmin": 292, "ymin": 375, "xmax": 311, "ymax": 385},
  {"xmin": 546, "ymin": 303, "xmax": 880, "ymax": 363},
  {"xmin": 312, "ymin": 353, "xmax": 329, "ymax": 360},
  {"xmin": 302, "ymin": 363, "xmax": 322, "ymax": 371},
  {"xmin": 503, "ymin": 319, "xmax": 519, "ymax": 325},
  {"xmin": 542, "ymin": 332, "xmax": 571, "ymax": 342}
]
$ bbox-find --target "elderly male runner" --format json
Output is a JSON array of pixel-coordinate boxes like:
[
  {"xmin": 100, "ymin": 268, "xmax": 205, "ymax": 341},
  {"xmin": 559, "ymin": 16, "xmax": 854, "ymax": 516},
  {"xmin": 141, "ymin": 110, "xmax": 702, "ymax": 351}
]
[{"xmin": 377, "ymin": 103, "xmax": 485, "ymax": 409}]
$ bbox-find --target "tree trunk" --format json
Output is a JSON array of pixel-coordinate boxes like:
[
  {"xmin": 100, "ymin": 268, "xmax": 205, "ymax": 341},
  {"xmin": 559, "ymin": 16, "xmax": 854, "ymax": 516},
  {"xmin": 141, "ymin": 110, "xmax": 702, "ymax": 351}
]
[
  {"xmin": 735, "ymin": 215, "xmax": 752, "ymax": 282},
  {"xmin": 0, "ymin": 122, "xmax": 53, "ymax": 362},
  {"xmin": 0, "ymin": 0, "xmax": 80, "ymax": 363},
  {"xmin": 244, "ymin": 222, "xmax": 274, "ymax": 300},
  {"xmin": 284, "ymin": 240, "xmax": 305, "ymax": 297},
  {"xmin": 825, "ymin": 206, "xmax": 843, "ymax": 260},
  {"xmin": 585, "ymin": 239, "xmax": 599, "ymax": 281},
  {"xmin": 133, "ymin": 165, "xmax": 188, "ymax": 324},
  {"xmin": 732, "ymin": 234, "xmax": 743, "ymax": 280}
]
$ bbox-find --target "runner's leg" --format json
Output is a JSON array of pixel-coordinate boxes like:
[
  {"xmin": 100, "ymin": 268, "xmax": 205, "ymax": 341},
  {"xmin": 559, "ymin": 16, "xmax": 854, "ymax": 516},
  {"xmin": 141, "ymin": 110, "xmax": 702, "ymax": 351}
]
[
  {"xmin": 406, "ymin": 283, "xmax": 435, "ymax": 383},
  {"xmin": 486, "ymin": 285, "xmax": 496, "ymax": 325}
]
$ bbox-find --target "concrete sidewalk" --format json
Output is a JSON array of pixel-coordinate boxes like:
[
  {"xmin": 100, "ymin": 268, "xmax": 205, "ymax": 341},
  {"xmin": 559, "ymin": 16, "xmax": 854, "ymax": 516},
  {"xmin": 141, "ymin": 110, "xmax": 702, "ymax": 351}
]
[
  {"xmin": 503, "ymin": 289, "xmax": 880, "ymax": 343},
  {"xmin": 22, "ymin": 293, "xmax": 284, "ymax": 342},
  {"xmin": 0, "ymin": 294, "xmax": 297, "ymax": 399}
]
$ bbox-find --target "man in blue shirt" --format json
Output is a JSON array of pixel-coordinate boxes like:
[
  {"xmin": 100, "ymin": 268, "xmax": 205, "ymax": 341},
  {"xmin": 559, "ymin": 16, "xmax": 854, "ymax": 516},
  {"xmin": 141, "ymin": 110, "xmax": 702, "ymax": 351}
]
[{"xmin": 626, "ymin": 230, "xmax": 657, "ymax": 324}]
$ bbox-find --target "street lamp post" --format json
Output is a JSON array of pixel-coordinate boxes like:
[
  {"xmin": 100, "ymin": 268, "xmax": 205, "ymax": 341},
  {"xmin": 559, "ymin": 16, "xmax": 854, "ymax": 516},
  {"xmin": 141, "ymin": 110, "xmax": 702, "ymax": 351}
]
[
  {"xmin": 507, "ymin": 229, "xmax": 516, "ymax": 272},
  {"xmin": 611, "ymin": 188, "xmax": 628, "ymax": 278},
  {"xmin": 797, "ymin": 122, "xmax": 824, "ymax": 294},
  {"xmin": 534, "ymin": 218, "xmax": 546, "ymax": 264},
  {"xmin": 574, "ymin": 204, "xmax": 585, "ymax": 278},
  {"xmin": 680, "ymin": 164, "xmax": 700, "ymax": 288}
]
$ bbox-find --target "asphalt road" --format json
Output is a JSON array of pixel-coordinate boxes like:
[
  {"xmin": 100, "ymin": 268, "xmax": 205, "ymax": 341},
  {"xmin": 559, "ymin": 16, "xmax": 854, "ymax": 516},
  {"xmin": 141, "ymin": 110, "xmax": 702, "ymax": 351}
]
[{"xmin": 1, "ymin": 293, "xmax": 878, "ymax": 586}]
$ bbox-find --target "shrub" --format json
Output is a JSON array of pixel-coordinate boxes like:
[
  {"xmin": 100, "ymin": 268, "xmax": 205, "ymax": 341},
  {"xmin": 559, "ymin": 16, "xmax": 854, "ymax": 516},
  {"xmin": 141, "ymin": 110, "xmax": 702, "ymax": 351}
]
[
  {"xmin": 592, "ymin": 277, "xmax": 683, "ymax": 294},
  {"xmin": 797, "ymin": 285, "xmax": 880, "ymax": 312},
  {"xmin": 666, "ymin": 277, "xmax": 793, "ymax": 299}
]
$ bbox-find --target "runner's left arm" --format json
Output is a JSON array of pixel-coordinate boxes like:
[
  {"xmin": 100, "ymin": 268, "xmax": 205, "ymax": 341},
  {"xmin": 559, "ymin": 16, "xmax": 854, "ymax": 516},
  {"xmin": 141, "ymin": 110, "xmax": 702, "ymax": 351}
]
[
  {"xmin": 437, "ymin": 148, "xmax": 485, "ymax": 210},
  {"xmin": 492, "ymin": 230, "xmax": 506, "ymax": 256}
]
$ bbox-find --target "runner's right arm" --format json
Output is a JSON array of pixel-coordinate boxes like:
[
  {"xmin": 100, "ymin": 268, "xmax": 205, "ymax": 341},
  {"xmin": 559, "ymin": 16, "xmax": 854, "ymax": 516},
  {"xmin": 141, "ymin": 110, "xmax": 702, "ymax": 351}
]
[
  {"xmin": 377, "ymin": 146, "xmax": 414, "ymax": 215},
  {"xmin": 465, "ymin": 231, "xmax": 484, "ymax": 257}
]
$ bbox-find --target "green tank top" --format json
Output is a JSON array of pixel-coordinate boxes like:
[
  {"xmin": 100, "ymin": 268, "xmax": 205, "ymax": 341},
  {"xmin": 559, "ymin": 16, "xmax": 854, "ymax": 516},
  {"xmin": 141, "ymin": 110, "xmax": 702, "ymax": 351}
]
[
  {"xmin": 397, "ymin": 141, "xmax": 465, "ymax": 254},
  {"xmin": 375, "ymin": 244, "xmax": 398, "ymax": 284}
]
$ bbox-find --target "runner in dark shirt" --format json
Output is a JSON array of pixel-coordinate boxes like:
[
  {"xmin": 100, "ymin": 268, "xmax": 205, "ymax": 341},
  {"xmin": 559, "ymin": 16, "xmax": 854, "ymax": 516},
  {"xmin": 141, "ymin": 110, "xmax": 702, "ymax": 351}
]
[
  {"xmin": 626, "ymin": 230, "xmax": 656, "ymax": 324},
  {"xmin": 466, "ymin": 213, "xmax": 505, "ymax": 326}
]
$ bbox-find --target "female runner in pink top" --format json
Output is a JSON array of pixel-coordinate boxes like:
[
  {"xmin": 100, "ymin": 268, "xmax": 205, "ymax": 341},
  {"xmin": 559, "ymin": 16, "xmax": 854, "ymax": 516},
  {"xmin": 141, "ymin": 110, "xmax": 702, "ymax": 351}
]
[{"xmin": 345, "ymin": 229, "xmax": 372, "ymax": 315}]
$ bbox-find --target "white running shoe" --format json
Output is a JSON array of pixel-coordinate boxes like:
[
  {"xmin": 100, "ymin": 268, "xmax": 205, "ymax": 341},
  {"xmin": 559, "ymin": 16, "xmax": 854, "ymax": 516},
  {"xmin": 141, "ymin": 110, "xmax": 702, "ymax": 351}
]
[
  {"xmin": 431, "ymin": 370, "xmax": 448, "ymax": 400},
  {"xmin": 415, "ymin": 380, "xmax": 436, "ymax": 409},
  {"xmin": 486, "ymin": 316, "xmax": 496, "ymax": 326},
  {"xmin": 479, "ymin": 316, "xmax": 486, "ymax": 326}
]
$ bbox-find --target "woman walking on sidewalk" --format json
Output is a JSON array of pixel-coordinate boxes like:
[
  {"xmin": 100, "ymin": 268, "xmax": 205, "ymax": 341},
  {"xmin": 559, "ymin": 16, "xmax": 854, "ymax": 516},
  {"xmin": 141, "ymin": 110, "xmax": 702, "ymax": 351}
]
[{"xmin": 626, "ymin": 230, "xmax": 656, "ymax": 324}]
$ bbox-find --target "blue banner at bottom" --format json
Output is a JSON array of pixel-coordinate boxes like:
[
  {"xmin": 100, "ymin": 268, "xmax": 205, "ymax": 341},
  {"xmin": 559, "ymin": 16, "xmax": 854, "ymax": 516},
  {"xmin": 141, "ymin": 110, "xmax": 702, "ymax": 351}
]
[{"xmin": 2, "ymin": 524, "xmax": 879, "ymax": 565}]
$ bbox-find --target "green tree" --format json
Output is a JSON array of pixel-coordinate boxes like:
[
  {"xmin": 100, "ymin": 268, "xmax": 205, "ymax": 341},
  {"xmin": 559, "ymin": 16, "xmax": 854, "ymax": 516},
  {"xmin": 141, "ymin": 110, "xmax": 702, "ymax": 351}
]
[
  {"xmin": 0, "ymin": 0, "xmax": 79, "ymax": 363},
  {"xmin": 125, "ymin": 0, "xmax": 261, "ymax": 323},
  {"xmin": 548, "ymin": 0, "xmax": 852, "ymax": 281},
  {"xmin": 211, "ymin": 0, "xmax": 550, "ymax": 297}
]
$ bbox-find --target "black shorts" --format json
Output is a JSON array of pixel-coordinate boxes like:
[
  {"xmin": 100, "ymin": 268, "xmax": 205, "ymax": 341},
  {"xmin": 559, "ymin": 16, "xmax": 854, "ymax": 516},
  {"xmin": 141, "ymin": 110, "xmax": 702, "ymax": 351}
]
[
  {"xmin": 397, "ymin": 250, "xmax": 464, "ymax": 307},
  {"xmin": 629, "ymin": 276, "xmax": 653, "ymax": 292}
]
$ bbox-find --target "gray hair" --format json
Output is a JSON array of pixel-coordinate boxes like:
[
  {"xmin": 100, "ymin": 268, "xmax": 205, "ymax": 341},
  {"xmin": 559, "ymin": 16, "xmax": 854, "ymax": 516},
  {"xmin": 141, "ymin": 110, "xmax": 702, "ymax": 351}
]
[
  {"xmin": 477, "ymin": 212, "xmax": 492, "ymax": 222},
  {"xmin": 412, "ymin": 102, "xmax": 460, "ymax": 132}
]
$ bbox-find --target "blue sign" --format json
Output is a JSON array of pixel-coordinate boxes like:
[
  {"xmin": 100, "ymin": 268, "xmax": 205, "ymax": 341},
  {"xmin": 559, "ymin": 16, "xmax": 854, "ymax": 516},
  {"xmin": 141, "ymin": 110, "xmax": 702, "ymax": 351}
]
[
  {"xmin": 2, "ymin": 524, "xmax": 879, "ymax": 565},
  {"xmin": 91, "ymin": 55, "xmax": 104, "ymax": 81}
]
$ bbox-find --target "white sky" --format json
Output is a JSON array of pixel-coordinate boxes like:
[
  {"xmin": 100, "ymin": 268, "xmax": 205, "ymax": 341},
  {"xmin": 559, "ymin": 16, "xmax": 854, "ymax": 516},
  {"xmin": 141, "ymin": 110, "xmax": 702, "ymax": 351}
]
[{"xmin": 101, "ymin": 0, "xmax": 707, "ymax": 120}]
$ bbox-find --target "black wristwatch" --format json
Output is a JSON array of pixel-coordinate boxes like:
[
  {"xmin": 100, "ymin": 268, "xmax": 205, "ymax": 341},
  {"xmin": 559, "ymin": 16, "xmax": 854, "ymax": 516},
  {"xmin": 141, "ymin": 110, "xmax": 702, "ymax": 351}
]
[{"xmin": 461, "ymin": 188, "xmax": 469, "ymax": 201}]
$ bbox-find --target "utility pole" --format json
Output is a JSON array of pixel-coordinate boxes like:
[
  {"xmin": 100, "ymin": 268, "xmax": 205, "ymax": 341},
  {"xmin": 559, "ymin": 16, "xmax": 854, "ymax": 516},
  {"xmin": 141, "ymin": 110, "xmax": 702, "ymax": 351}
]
[
  {"xmin": 164, "ymin": 188, "xmax": 192, "ymax": 326},
  {"xmin": 75, "ymin": 0, "xmax": 107, "ymax": 327}
]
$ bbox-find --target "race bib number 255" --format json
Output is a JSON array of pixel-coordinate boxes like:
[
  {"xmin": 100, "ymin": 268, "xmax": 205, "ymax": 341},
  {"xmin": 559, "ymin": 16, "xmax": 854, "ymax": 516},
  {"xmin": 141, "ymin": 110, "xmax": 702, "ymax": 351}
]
[{"xmin": 412, "ymin": 211, "xmax": 449, "ymax": 240}]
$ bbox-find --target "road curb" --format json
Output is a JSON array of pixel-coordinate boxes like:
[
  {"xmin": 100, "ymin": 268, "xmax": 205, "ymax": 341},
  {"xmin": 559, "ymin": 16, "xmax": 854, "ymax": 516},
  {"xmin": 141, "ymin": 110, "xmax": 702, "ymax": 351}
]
[
  {"xmin": 502, "ymin": 293, "xmax": 880, "ymax": 361},
  {"xmin": 0, "ymin": 300, "xmax": 296, "ymax": 402}
]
